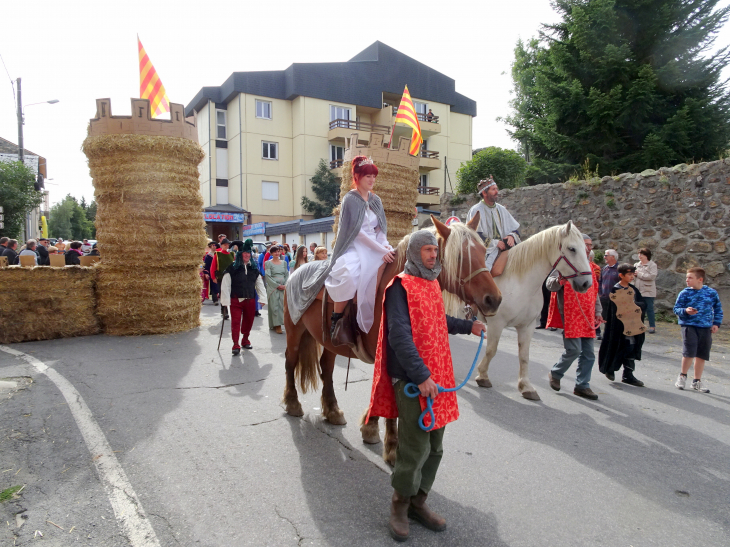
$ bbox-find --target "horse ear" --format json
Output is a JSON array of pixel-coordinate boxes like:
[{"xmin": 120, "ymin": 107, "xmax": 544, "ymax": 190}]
[
  {"xmin": 432, "ymin": 215, "xmax": 451, "ymax": 240},
  {"xmin": 561, "ymin": 220, "xmax": 573, "ymax": 237},
  {"xmin": 466, "ymin": 211, "xmax": 480, "ymax": 231}
]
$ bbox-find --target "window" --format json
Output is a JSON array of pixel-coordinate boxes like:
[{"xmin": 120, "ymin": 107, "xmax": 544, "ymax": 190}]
[
  {"xmin": 216, "ymin": 185, "xmax": 229, "ymax": 204},
  {"xmin": 329, "ymin": 145, "xmax": 344, "ymax": 162},
  {"xmin": 256, "ymin": 99, "xmax": 272, "ymax": 119},
  {"xmin": 420, "ymin": 174, "xmax": 428, "ymax": 187},
  {"xmin": 414, "ymin": 102, "xmax": 427, "ymax": 116},
  {"xmin": 262, "ymin": 141, "xmax": 278, "ymax": 160},
  {"xmin": 216, "ymin": 110, "xmax": 227, "ymax": 139},
  {"xmin": 262, "ymin": 181, "xmax": 279, "ymax": 201},
  {"xmin": 216, "ymin": 148, "xmax": 228, "ymax": 178},
  {"xmin": 329, "ymin": 105, "xmax": 351, "ymax": 126}
]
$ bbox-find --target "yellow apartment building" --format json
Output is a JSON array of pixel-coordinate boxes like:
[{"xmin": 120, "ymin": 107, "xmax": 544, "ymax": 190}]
[{"xmin": 185, "ymin": 42, "xmax": 476, "ymax": 238}]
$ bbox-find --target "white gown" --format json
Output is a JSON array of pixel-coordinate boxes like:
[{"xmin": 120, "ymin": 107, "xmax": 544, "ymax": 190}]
[{"xmin": 325, "ymin": 208, "xmax": 392, "ymax": 333}]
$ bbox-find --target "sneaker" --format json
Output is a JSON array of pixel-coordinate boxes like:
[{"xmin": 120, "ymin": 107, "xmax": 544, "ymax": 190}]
[
  {"xmin": 675, "ymin": 374, "xmax": 687, "ymax": 390},
  {"xmin": 692, "ymin": 380, "xmax": 710, "ymax": 393},
  {"xmin": 574, "ymin": 387, "xmax": 598, "ymax": 400}
]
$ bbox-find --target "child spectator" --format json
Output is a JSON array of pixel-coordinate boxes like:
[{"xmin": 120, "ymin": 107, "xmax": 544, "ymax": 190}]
[{"xmin": 673, "ymin": 267, "xmax": 723, "ymax": 393}]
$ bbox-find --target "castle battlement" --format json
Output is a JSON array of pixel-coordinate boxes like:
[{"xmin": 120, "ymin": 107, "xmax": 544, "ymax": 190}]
[
  {"xmin": 88, "ymin": 98, "xmax": 198, "ymax": 142},
  {"xmin": 343, "ymin": 132, "xmax": 420, "ymax": 169}
]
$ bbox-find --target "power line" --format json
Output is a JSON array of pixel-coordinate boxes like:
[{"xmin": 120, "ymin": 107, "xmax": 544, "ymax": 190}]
[{"xmin": 0, "ymin": 51, "xmax": 15, "ymax": 103}]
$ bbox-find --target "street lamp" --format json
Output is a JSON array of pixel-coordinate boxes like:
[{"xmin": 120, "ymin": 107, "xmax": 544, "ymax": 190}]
[{"xmin": 16, "ymin": 77, "xmax": 59, "ymax": 163}]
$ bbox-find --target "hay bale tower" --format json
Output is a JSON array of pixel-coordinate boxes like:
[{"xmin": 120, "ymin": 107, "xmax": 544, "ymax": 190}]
[
  {"xmin": 333, "ymin": 132, "xmax": 419, "ymax": 246},
  {"xmin": 82, "ymin": 98, "xmax": 206, "ymax": 335}
]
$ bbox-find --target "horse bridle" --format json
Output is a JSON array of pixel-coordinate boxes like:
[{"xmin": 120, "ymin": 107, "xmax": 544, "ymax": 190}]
[
  {"xmin": 457, "ymin": 266, "xmax": 489, "ymax": 302},
  {"xmin": 552, "ymin": 244, "xmax": 592, "ymax": 280}
]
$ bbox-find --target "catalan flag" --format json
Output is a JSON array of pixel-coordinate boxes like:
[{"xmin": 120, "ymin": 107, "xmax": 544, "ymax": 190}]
[
  {"xmin": 138, "ymin": 36, "xmax": 170, "ymax": 118},
  {"xmin": 392, "ymin": 85, "xmax": 423, "ymax": 156}
]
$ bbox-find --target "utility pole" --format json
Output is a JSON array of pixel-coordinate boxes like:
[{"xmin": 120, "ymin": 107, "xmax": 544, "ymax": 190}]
[{"xmin": 16, "ymin": 77, "xmax": 24, "ymax": 164}]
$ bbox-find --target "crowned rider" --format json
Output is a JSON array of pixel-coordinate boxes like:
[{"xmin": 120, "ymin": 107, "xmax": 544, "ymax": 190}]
[
  {"xmin": 286, "ymin": 155, "xmax": 395, "ymax": 347},
  {"xmin": 466, "ymin": 176, "xmax": 520, "ymax": 277},
  {"xmin": 366, "ymin": 230, "xmax": 486, "ymax": 542}
]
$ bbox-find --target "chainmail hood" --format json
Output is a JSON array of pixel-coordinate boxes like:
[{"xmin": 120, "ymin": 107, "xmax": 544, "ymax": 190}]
[{"xmin": 404, "ymin": 230, "xmax": 442, "ymax": 281}]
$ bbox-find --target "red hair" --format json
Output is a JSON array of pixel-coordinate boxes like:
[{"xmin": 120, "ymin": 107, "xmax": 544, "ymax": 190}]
[{"xmin": 351, "ymin": 155, "xmax": 379, "ymax": 188}]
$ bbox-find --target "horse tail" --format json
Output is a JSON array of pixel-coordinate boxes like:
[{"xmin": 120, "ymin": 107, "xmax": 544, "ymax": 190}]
[{"xmin": 296, "ymin": 330, "xmax": 321, "ymax": 394}]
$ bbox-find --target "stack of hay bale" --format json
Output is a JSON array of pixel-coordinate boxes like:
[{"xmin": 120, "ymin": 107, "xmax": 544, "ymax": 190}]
[
  {"xmin": 0, "ymin": 267, "xmax": 99, "ymax": 344},
  {"xmin": 333, "ymin": 132, "xmax": 419, "ymax": 246},
  {"xmin": 82, "ymin": 98, "xmax": 206, "ymax": 335}
]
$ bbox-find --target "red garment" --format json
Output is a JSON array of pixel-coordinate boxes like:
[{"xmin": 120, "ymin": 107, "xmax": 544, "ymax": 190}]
[
  {"xmin": 367, "ymin": 273, "xmax": 459, "ymax": 431},
  {"xmin": 230, "ymin": 298, "xmax": 256, "ymax": 349},
  {"xmin": 546, "ymin": 262, "xmax": 601, "ymax": 338}
]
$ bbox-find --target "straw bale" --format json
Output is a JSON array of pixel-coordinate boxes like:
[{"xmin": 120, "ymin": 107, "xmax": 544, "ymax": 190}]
[
  {"xmin": 95, "ymin": 265, "xmax": 201, "ymax": 335},
  {"xmin": 0, "ymin": 267, "xmax": 99, "ymax": 344}
]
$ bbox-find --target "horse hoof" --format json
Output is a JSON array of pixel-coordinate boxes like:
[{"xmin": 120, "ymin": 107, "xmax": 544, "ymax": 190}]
[
  {"xmin": 522, "ymin": 390, "xmax": 541, "ymax": 401},
  {"xmin": 361, "ymin": 430, "xmax": 381, "ymax": 445},
  {"xmin": 476, "ymin": 378, "xmax": 492, "ymax": 388},
  {"xmin": 325, "ymin": 411, "xmax": 347, "ymax": 426},
  {"xmin": 286, "ymin": 403, "xmax": 304, "ymax": 417}
]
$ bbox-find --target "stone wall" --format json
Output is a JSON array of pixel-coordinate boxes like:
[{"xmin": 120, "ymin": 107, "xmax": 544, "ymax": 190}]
[{"xmin": 440, "ymin": 159, "xmax": 730, "ymax": 323}]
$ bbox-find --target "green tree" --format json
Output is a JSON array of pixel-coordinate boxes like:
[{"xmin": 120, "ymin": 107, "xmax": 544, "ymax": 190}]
[
  {"xmin": 505, "ymin": 0, "xmax": 730, "ymax": 184},
  {"xmin": 85, "ymin": 200, "xmax": 97, "ymax": 238},
  {"xmin": 455, "ymin": 147, "xmax": 528, "ymax": 194},
  {"xmin": 0, "ymin": 160, "xmax": 43, "ymax": 238},
  {"xmin": 301, "ymin": 159, "xmax": 340, "ymax": 218},
  {"xmin": 48, "ymin": 195, "xmax": 93, "ymax": 240}
]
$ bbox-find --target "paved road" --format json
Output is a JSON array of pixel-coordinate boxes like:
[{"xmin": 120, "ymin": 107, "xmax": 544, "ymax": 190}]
[{"xmin": 1, "ymin": 304, "xmax": 728, "ymax": 546}]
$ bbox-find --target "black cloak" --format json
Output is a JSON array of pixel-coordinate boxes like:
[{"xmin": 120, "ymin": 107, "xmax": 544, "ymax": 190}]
[{"xmin": 598, "ymin": 283, "xmax": 646, "ymax": 373}]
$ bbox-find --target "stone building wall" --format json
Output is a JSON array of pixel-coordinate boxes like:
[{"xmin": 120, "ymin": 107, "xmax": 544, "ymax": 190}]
[{"xmin": 440, "ymin": 159, "xmax": 730, "ymax": 322}]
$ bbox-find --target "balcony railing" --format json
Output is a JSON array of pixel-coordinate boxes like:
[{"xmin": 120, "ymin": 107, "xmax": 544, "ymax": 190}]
[
  {"xmin": 330, "ymin": 159, "xmax": 344, "ymax": 169},
  {"xmin": 418, "ymin": 186, "xmax": 440, "ymax": 195},
  {"xmin": 391, "ymin": 107, "xmax": 440, "ymax": 124},
  {"xmin": 329, "ymin": 119, "xmax": 391, "ymax": 134},
  {"xmin": 418, "ymin": 150, "xmax": 440, "ymax": 159}
]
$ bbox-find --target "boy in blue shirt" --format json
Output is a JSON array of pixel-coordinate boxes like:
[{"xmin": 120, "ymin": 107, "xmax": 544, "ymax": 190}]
[{"xmin": 673, "ymin": 267, "xmax": 723, "ymax": 393}]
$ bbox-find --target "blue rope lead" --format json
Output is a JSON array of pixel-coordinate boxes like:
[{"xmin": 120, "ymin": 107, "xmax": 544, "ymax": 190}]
[{"xmin": 404, "ymin": 330, "xmax": 485, "ymax": 432}]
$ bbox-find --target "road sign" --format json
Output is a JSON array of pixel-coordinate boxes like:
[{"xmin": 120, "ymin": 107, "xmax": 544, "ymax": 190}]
[{"xmin": 445, "ymin": 216, "xmax": 461, "ymax": 226}]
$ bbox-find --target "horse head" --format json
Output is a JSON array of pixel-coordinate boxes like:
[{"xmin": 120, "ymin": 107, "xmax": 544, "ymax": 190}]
[
  {"xmin": 431, "ymin": 213, "xmax": 502, "ymax": 316},
  {"xmin": 552, "ymin": 220, "xmax": 593, "ymax": 293}
]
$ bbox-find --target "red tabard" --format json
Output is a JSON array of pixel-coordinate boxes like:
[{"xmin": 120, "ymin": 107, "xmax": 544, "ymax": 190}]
[
  {"xmin": 546, "ymin": 262, "xmax": 601, "ymax": 339},
  {"xmin": 366, "ymin": 273, "xmax": 459, "ymax": 430}
]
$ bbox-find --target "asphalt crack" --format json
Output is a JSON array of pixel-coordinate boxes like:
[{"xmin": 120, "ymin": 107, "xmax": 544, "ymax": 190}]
[
  {"xmin": 274, "ymin": 505, "xmax": 304, "ymax": 546},
  {"xmin": 242, "ymin": 417, "xmax": 283, "ymax": 427}
]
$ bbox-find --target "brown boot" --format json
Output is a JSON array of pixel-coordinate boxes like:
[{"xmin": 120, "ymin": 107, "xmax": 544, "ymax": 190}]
[
  {"xmin": 274, "ymin": 325, "xmax": 283, "ymax": 334},
  {"xmin": 389, "ymin": 490, "xmax": 410, "ymax": 541},
  {"xmin": 408, "ymin": 490, "xmax": 446, "ymax": 532}
]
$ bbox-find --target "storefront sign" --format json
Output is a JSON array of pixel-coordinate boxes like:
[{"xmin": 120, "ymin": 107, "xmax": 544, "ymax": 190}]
[
  {"xmin": 242, "ymin": 222, "xmax": 267, "ymax": 236},
  {"xmin": 204, "ymin": 212, "xmax": 245, "ymax": 223}
]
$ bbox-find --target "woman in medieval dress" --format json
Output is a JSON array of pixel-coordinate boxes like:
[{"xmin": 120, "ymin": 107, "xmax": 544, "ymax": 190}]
[
  {"xmin": 326, "ymin": 155, "xmax": 395, "ymax": 346},
  {"xmin": 265, "ymin": 245, "xmax": 289, "ymax": 334}
]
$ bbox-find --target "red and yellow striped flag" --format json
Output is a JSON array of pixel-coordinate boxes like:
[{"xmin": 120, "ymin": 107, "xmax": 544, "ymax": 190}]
[
  {"xmin": 138, "ymin": 36, "xmax": 170, "ymax": 118},
  {"xmin": 392, "ymin": 85, "xmax": 423, "ymax": 156}
]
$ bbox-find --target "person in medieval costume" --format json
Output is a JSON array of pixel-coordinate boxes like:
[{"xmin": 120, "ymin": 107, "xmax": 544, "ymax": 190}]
[
  {"xmin": 287, "ymin": 155, "xmax": 394, "ymax": 347},
  {"xmin": 366, "ymin": 230, "xmax": 486, "ymax": 541},
  {"xmin": 466, "ymin": 176, "xmax": 521, "ymax": 277},
  {"xmin": 546, "ymin": 233, "xmax": 604, "ymax": 400},
  {"xmin": 598, "ymin": 263, "xmax": 647, "ymax": 387},
  {"xmin": 264, "ymin": 245, "xmax": 289, "ymax": 334},
  {"xmin": 211, "ymin": 239, "xmax": 234, "ymax": 320},
  {"xmin": 220, "ymin": 240, "xmax": 267, "ymax": 356}
]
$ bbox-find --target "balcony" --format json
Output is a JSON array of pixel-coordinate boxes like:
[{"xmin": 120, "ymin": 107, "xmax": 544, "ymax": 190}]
[
  {"xmin": 391, "ymin": 107, "xmax": 441, "ymax": 137},
  {"xmin": 328, "ymin": 119, "xmax": 390, "ymax": 143},
  {"xmin": 417, "ymin": 149, "xmax": 440, "ymax": 170},
  {"xmin": 417, "ymin": 186, "xmax": 440, "ymax": 195}
]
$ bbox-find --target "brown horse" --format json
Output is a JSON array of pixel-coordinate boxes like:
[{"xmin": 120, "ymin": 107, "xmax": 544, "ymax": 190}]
[{"xmin": 282, "ymin": 213, "xmax": 501, "ymax": 463}]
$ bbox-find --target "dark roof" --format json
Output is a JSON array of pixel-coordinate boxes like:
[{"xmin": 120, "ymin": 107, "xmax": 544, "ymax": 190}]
[
  {"xmin": 265, "ymin": 220, "xmax": 301, "ymax": 236},
  {"xmin": 299, "ymin": 217, "xmax": 334, "ymax": 235},
  {"xmin": 0, "ymin": 136, "xmax": 42, "ymax": 158},
  {"xmin": 204, "ymin": 204, "xmax": 249, "ymax": 213},
  {"xmin": 185, "ymin": 42, "xmax": 476, "ymax": 118}
]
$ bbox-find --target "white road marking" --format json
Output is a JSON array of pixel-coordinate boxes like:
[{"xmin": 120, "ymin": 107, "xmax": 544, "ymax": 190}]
[{"xmin": 0, "ymin": 346, "xmax": 160, "ymax": 547}]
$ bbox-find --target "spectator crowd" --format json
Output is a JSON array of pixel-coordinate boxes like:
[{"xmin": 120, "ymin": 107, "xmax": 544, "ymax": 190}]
[{"xmin": 0, "ymin": 237, "xmax": 100, "ymax": 266}]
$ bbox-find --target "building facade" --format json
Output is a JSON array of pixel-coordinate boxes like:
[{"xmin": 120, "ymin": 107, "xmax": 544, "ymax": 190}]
[{"xmin": 185, "ymin": 42, "xmax": 476, "ymax": 234}]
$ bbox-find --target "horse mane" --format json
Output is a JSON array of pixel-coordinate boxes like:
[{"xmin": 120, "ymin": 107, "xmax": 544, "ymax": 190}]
[{"xmin": 503, "ymin": 225, "xmax": 563, "ymax": 278}]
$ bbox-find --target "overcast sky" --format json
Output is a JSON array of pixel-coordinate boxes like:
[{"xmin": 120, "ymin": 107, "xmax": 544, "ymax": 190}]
[{"xmin": 2, "ymin": 0, "xmax": 729, "ymax": 206}]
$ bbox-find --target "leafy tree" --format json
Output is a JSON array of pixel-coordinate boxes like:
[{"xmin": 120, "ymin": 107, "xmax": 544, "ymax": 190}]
[
  {"xmin": 85, "ymin": 200, "xmax": 97, "ymax": 238},
  {"xmin": 48, "ymin": 195, "xmax": 93, "ymax": 240},
  {"xmin": 505, "ymin": 0, "xmax": 730, "ymax": 184},
  {"xmin": 301, "ymin": 159, "xmax": 340, "ymax": 218},
  {"xmin": 0, "ymin": 160, "xmax": 43, "ymax": 238},
  {"xmin": 455, "ymin": 147, "xmax": 528, "ymax": 194}
]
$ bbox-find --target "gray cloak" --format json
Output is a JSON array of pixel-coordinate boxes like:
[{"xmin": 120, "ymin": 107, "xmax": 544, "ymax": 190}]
[{"xmin": 286, "ymin": 190, "xmax": 387, "ymax": 325}]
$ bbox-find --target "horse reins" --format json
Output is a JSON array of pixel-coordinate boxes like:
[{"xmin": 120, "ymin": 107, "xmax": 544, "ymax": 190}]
[{"xmin": 551, "ymin": 244, "xmax": 592, "ymax": 281}]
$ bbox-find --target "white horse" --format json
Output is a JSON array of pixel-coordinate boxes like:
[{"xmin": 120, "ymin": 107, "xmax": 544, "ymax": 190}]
[{"xmin": 466, "ymin": 221, "xmax": 593, "ymax": 401}]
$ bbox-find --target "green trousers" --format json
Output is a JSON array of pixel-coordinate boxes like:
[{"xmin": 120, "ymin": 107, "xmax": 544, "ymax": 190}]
[{"xmin": 391, "ymin": 380, "xmax": 445, "ymax": 497}]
